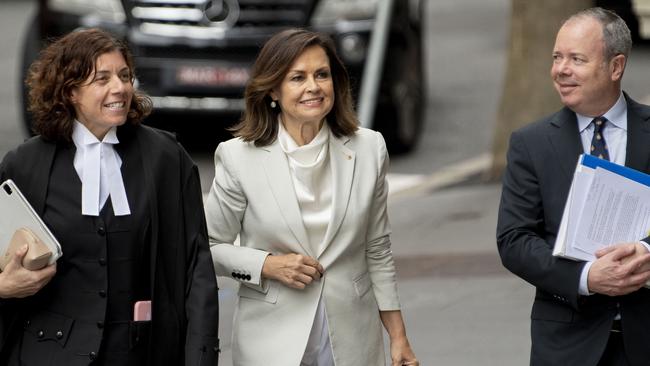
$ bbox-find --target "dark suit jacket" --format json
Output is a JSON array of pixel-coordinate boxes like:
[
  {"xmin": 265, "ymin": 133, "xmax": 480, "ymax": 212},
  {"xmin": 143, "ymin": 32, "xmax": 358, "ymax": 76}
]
[
  {"xmin": 497, "ymin": 93, "xmax": 650, "ymax": 366},
  {"xmin": 0, "ymin": 124, "xmax": 220, "ymax": 365}
]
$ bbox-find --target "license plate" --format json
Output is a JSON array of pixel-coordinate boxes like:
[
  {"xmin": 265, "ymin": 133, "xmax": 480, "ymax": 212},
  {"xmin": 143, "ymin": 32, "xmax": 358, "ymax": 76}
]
[{"xmin": 176, "ymin": 65, "xmax": 250, "ymax": 87}]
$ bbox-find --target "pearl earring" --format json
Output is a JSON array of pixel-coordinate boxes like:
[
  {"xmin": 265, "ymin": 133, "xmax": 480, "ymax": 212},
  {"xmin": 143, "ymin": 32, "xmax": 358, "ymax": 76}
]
[{"xmin": 270, "ymin": 100, "xmax": 277, "ymax": 108}]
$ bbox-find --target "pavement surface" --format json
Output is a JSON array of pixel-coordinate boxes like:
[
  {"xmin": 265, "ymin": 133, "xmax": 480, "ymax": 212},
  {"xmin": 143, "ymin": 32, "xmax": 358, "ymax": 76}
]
[{"xmin": 386, "ymin": 182, "xmax": 533, "ymax": 365}]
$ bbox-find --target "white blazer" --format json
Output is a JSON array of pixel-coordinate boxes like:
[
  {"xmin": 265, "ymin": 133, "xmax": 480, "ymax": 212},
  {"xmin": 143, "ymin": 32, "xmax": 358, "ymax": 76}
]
[{"xmin": 205, "ymin": 127, "xmax": 400, "ymax": 366}]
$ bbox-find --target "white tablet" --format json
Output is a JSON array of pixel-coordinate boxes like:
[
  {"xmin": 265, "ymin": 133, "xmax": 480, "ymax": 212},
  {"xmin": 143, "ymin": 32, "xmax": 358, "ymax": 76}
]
[{"xmin": 0, "ymin": 179, "xmax": 62, "ymax": 265}]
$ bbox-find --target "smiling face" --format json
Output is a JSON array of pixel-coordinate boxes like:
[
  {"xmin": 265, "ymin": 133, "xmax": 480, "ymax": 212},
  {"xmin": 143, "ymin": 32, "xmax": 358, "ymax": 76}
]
[
  {"xmin": 550, "ymin": 16, "xmax": 625, "ymax": 116},
  {"xmin": 70, "ymin": 50, "xmax": 134, "ymax": 139},
  {"xmin": 271, "ymin": 45, "xmax": 334, "ymax": 129}
]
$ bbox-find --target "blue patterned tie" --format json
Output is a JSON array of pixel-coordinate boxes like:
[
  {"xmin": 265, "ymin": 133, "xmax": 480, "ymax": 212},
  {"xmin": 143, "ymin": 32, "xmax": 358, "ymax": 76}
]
[{"xmin": 590, "ymin": 116, "xmax": 610, "ymax": 161}]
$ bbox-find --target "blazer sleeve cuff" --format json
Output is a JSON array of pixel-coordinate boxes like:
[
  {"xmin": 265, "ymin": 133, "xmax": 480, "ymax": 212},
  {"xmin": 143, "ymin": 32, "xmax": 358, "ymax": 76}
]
[
  {"xmin": 376, "ymin": 299, "xmax": 401, "ymax": 311},
  {"xmin": 211, "ymin": 244, "xmax": 269, "ymax": 288}
]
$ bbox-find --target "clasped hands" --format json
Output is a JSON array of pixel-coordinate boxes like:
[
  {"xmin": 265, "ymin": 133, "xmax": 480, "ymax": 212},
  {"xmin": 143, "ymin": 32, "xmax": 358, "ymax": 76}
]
[
  {"xmin": 588, "ymin": 242, "xmax": 650, "ymax": 296},
  {"xmin": 262, "ymin": 253, "xmax": 324, "ymax": 290}
]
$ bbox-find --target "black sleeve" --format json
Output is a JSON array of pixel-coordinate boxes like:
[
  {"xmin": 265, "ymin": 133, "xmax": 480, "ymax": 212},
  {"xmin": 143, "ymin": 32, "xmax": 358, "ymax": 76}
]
[
  {"xmin": 0, "ymin": 149, "xmax": 19, "ymax": 353},
  {"xmin": 496, "ymin": 130, "xmax": 584, "ymax": 309},
  {"xmin": 182, "ymin": 162, "xmax": 220, "ymax": 366},
  {"xmin": 0, "ymin": 147, "xmax": 16, "ymax": 182}
]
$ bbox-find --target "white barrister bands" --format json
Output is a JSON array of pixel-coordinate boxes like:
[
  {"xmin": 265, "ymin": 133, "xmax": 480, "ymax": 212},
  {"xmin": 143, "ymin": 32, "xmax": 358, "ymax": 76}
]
[{"xmin": 72, "ymin": 121, "xmax": 131, "ymax": 216}]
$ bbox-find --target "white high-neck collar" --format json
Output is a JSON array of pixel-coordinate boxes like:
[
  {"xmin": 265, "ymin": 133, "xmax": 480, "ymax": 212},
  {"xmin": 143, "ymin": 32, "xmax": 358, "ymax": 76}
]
[{"xmin": 278, "ymin": 120, "xmax": 330, "ymax": 166}]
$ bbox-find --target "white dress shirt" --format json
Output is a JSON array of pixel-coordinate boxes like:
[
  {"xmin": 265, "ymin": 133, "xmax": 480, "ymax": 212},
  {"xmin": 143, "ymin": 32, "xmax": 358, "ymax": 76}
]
[
  {"xmin": 576, "ymin": 93, "xmax": 627, "ymax": 166},
  {"xmin": 71, "ymin": 121, "xmax": 131, "ymax": 216},
  {"xmin": 278, "ymin": 121, "xmax": 334, "ymax": 366}
]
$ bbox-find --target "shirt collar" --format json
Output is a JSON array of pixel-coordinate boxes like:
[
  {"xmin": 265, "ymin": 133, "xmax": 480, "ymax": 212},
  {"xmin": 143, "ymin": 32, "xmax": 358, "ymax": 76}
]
[
  {"xmin": 72, "ymin": 121, "xmax": 119, "ymax": 146},
  {"xmin": 576, "ymin": 93, "xmax": 627, "ymax": 132}
]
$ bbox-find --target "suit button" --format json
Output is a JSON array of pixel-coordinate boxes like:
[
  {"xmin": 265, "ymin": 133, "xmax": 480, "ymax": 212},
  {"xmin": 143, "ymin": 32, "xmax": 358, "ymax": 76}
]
[
  {"xmin": 98, "ymin": 290, "xmax": 107, "ymax": 298},
  {"xmin": 98, "ymin": 257, "xmax": 107, "ymax": 266},
  {"xmin": 213, "ymin": 346, "xmax": 220, "ymax": 353},
  {"xmin": 24, "ymin": 320, "xmax": 30, "ymax": 328},
  {"xmin": 97, "ymin": 321, "xmax": 104, "ymax": 329},
  {"xmin": 89, "ymin": 352, "xmax": 97, "ymax": 361},
  {"xmin": 37, "ymin": 330, "xmax": 44, "ymax": 338},
  {"xmin": 97, "ymin": 227, "xmax": 106, "ymax": 236},
  {"xmin": 56, "ymin": 330, "xmax": 63, "ymax": 339}
]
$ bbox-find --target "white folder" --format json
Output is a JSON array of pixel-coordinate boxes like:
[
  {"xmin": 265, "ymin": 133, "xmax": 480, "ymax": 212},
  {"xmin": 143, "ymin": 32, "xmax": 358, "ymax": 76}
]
[{"xmin": 0, "ymin": 179, "xmax": 62, "ymax": 266}]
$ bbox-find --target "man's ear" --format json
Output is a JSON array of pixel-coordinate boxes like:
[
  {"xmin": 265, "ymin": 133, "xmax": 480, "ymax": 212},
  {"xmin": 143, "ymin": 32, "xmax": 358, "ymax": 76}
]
[{"xmin": 610, "ymin": 54, "xmax": 626, "ymax": 82}]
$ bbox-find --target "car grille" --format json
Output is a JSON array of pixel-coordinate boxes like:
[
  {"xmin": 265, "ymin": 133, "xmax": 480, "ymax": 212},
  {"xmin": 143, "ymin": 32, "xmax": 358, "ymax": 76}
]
[{"xmin": 125, "ymin": 0, "xmax": 316, "ymax": 39}]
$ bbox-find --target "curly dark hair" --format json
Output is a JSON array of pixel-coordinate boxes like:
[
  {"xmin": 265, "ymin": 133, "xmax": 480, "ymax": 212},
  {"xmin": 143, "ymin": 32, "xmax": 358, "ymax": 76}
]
[
  {"xmin": 232, "ymin": 28, "xmax": 358, "ymax": 146},
  {"xmin": 26, "ymin": 28, "xmax": 152, "ymax": 141}
]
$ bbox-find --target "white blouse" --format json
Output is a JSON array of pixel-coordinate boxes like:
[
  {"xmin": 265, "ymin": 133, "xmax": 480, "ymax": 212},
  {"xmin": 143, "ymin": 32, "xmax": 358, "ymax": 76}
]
[{"xmin": 278, "ymin": 121, "xmax": 334, "ymax": 366}]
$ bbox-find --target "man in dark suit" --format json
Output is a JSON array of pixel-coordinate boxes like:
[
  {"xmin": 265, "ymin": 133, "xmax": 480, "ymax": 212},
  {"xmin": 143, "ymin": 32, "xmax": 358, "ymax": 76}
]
[{"xmin": 497, "ymin": 7, "xmax": 650, "ymax": 366}]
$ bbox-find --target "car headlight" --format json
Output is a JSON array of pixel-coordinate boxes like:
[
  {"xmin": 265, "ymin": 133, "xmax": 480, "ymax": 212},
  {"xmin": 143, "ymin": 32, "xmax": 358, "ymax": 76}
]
[
  {"xmin": 311, "ymin": 0, "xmax": 379, "ymax": 26},
  {"xmin": 48, "ymin": 0, "xmax": 126, "ymax": 24}
]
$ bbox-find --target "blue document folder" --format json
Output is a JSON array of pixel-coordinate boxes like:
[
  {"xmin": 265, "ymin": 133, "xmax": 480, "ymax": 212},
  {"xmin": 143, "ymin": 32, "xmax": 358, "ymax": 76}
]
[
  {"xmin": 580, "ymin": 154, "xmax": 650, "ymax": 186},
  {"xmin": 553, "ymin": 154, "xmax": 650, "ymax": 262}
]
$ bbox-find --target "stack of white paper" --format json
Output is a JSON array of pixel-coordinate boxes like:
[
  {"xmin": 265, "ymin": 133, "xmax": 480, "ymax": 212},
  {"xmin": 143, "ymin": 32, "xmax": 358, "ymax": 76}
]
[{"xmin": 554, "ymin": 154, "xmax": 650, "ymax": 262}]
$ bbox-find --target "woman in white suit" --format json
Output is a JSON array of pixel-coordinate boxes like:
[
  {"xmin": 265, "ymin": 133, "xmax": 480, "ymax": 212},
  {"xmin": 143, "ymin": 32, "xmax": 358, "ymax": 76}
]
[{"xmin": 206, "ymin": 29, "xmax": 418, "ymax": 366}]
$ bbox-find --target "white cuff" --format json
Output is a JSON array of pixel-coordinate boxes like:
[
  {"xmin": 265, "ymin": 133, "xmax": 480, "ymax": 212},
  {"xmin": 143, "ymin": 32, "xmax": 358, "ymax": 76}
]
[{"xmin": 578, "ymin": 261, "xmax": 594, "ymax": 296}]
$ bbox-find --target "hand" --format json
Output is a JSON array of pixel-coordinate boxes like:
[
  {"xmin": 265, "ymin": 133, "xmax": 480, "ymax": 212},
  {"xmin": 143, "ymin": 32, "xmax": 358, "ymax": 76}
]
[
  {"xmin": 389, "ymin": 336, "xmax": 419, "ymax": 366},
  {"xmin": 589, "ymin": 243, "xmax": 650, "ymax": 296},
  {"xmin": 596, "ymin": 242, "xmax": 648, "ymax": 257},
  {"xmin": 597, "ymin": 242, "xmax": 650, "ymax": 273},
  {"xmin": 261, "ymin": 253, "xmax": 324, "ymax": 290},
  {"xmin": 0, "ymin": 244, "xmax": 57, "ymax": 298}
]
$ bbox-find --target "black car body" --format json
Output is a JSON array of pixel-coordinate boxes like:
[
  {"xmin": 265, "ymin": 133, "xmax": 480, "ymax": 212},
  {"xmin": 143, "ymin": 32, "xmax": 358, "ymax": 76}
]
[{"xmin": 22, "ymin": 0, "xmax": 423, "ymax": 153}]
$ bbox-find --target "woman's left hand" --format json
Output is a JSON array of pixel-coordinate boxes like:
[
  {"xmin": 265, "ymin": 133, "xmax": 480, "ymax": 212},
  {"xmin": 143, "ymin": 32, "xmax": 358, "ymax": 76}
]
[
  {"xmin": 390, "ymin": 336, "xmax": 419, "ymax": 366},
  {"xmin": 380, "ymin": 310, "xmax": 418, "ymax": 365}
]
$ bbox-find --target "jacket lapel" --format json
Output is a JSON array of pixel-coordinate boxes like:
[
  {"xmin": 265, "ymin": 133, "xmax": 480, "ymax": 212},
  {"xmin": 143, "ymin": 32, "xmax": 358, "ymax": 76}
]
[
  {"xmin": 318, "ymin": 135, "xmax": 355, "ymax": 258},
  {"xmin": 546, "ymin": 94, "xmax": 650, "ymax": 180},
  {"xmin": 262, "ymin": 140, "xmax": 314, "ymax": 257},
  {"xmin": 624, "ymin": 94, "xmax": 650, "ymax": 171},
  {"xmin": 547, "ymin": 107, "xmax": 583, "ymax": 181}
]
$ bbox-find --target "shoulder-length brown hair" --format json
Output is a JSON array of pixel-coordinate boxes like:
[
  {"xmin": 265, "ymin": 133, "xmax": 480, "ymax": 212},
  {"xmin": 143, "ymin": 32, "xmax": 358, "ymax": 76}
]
[
  {"xmin": 232, "ymin": 28, "xmax": 358, "ymax": 146},
  {"xmin": 26, "ymin": 28, "xmax": 152, "ymax": 141}
]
